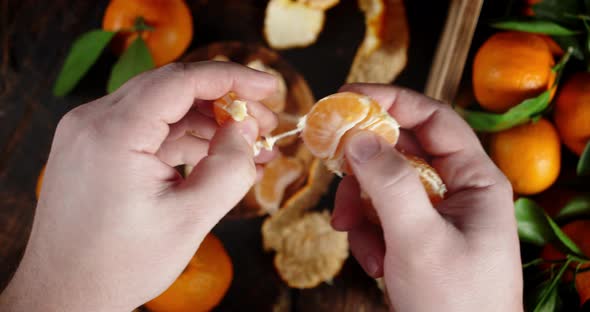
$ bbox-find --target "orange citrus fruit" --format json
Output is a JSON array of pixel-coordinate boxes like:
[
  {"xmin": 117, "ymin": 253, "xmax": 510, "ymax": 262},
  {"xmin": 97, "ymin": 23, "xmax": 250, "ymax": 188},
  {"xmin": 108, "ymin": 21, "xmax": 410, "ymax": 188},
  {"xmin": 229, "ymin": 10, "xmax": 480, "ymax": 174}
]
[
  {"xmin": 554, "ymin": 72, "xmax": 590, "ymax": 156},
  {"xmin": 102, "ymin": 0, "xmax": 193, "ymax": 67},
  {"xmin": 361, "ymin": 154, "xmax": 447, "ymax": 223},
  {"xmin": 489, "ymin": 118, "xmax": 561, "ymax": 195},
  {"xmin": 301, "ymin": 92, "xmax": 400, "ymax": 175},
  {"xmin": 145, "ymin": 233, "xmax": 233, "ymax": 312},
  {"xmin": 473, "ymin": 31, "xmax": 556, "ymax": 113},
  {"xmin": 213, "ymin": 92, "xmax": 248, "ymax": 126},
  {"xmin": 300, "ymin": 92, "xmax": 446, "ymax": 224},
  {"xmin": 541, "ymin": 220, "xmax": 590, "ymax": 306},
  {"xmin": 36, "ymin": 165, "xmax": 45, "ymax": 200},
  {"xmin": 255, "ymin": 156, "xmax": 304, "ymax": 213},
  {"xmin": 405, "ymin": 155, "xmax": 447, "ymax": 204}
]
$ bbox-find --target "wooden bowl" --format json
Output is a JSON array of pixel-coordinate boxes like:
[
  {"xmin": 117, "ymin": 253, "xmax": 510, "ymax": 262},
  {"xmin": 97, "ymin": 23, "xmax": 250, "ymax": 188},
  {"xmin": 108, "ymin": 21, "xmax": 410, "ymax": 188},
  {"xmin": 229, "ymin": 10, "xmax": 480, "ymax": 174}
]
[{"xmin": 183, "ymin": 42, "xmax": 315, "ymax": 218}]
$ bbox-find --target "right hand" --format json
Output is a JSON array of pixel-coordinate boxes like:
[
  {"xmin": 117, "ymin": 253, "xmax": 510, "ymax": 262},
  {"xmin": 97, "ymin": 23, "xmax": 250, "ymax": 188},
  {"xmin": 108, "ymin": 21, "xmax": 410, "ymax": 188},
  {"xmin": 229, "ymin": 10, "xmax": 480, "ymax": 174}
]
[{"xmin": 331, "ymin": 84, "xmax": 523, "ymax": 311}]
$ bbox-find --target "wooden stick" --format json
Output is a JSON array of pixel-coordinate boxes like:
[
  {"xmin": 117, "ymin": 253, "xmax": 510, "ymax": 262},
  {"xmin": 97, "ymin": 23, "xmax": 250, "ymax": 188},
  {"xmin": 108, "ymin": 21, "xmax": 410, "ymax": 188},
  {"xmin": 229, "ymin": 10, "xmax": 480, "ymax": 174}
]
[{"xmin": 424, "ymin": 0, "xmax": 483, "ymax": 103}]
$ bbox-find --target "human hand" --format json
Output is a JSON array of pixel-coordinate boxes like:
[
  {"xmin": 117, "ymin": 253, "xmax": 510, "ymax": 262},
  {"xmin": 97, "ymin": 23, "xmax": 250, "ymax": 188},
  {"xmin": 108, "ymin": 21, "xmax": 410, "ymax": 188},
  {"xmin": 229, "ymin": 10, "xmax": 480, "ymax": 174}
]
[
  {"xmin": 0, "ymin": 62, "xmax": 278, "ymax": 312},
  {"xmin": 331, "ymin": 84, "xmax": 523, "ymax": 311}
]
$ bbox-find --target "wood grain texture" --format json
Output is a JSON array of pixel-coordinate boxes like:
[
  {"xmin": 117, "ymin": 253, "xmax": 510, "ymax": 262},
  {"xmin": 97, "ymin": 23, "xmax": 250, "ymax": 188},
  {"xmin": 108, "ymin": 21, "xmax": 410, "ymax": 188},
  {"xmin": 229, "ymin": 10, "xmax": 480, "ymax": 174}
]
[{"xmin": 424, "ymin": 0, "xmax": 483, "ymax": 103}]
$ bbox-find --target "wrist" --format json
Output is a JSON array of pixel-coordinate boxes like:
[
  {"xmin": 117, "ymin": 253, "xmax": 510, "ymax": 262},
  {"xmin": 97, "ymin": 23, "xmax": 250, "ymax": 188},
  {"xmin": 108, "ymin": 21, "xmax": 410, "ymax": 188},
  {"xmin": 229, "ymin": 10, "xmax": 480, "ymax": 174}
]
[{"xmin": 0, "ymin": 246, "xmax": 125, "ymax": 312}]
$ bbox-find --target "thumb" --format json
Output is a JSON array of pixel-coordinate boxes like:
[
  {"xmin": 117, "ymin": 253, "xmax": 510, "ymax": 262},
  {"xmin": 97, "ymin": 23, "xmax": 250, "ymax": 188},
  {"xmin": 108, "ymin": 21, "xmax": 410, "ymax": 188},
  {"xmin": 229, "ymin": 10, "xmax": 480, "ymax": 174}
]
[
  {"xmin": 344, "ymin": 131, "xmax": 443, "ymax": 239},
  {"xmin": 175, "ymin": 118, "xmax": 258, "ymax": 227}
]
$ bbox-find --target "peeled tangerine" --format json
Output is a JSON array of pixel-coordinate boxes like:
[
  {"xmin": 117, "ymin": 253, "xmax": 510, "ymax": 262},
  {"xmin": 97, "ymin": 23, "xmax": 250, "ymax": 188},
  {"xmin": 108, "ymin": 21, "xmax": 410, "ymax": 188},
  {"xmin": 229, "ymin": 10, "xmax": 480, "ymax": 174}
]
[{"xmin": 301, "ymin": 92, "xmax": 447, "ymax": 221}]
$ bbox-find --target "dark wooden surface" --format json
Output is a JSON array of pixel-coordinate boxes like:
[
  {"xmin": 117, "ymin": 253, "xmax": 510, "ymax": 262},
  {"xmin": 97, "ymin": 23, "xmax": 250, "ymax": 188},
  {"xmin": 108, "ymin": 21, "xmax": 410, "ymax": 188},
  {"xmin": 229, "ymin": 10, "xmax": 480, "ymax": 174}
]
[{"xmin": 0, "ymin": 0, "xmax": 490, "ymax": 310}]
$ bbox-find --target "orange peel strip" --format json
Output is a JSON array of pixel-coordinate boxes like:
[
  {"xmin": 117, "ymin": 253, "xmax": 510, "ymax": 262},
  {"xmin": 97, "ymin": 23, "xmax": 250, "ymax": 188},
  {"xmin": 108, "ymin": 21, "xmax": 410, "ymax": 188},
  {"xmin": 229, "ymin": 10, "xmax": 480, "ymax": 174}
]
[
  {"xmin": 255, "ymin": 156, "xmax": 305, "ymax": 214},
  {"xmin": 264, "ymin": 0, "xmax": 326, "ymax": 50},
  {"xmin": 347, "ymin": 0, "xmax": 409, "ymax": 83}
]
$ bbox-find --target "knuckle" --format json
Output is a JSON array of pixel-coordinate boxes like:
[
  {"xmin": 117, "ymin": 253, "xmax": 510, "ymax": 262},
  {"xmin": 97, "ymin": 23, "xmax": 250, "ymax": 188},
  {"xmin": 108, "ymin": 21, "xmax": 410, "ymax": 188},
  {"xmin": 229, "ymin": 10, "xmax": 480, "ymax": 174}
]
[
  {"xmin": 493, "ymin": 169, "xmax": 513, "ymax": 195},
  {"xmin": 158, "ymin": 62, "xmax": 187, "ymax": 75},
  {"xmin": 56, "ymin": 104, "xmax": 89, "ymax": 134},
  {"xmin": 373, "ymin": 163, "xmax": 418, "ymax": 199}
]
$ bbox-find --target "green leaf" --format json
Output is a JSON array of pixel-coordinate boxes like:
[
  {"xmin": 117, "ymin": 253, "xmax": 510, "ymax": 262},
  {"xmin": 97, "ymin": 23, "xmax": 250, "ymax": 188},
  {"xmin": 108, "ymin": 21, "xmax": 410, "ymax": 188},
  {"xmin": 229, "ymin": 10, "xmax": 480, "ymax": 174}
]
[
  {"xmin": 578, "ymin": 141, "xmax": 590, "ymax": 176},
  {"xmin": 556, "ymin": 196, "xmax": 590, "ymax": 221},
  {"xmin": 547, "ymin": 218, "xmax": 586, "ymax": 257},
  {"xmin": 107, "ymin": 37, "xmax": 154, "ymax": 93},
  {"xmin": 53, "ymin": 30, "xmax": 116, "ymax": 96},
  {"xmin": 533, "ymin": 0, "xmax": 583, "ymax": 26},
  {"xmin": 515, "ymin": 198, "xmax": 586, "ymax": 258},
  {"xmin": 491, "ymin": 19, "xmax": 580, "ymax": 35},
  {"xmin": 458, "ymin": 90, "xmax": 551, "ymax": 132},
  {"xmin": 533, "ymin": 282, "xmax": 561, "ymax": 312},
  {"xmin": 515, "ymin": 198, "xmax": 555, "ymax": 246},
  {"xmin": 532, "ymin": 263, "xmax": 569, "ymax": 312}
]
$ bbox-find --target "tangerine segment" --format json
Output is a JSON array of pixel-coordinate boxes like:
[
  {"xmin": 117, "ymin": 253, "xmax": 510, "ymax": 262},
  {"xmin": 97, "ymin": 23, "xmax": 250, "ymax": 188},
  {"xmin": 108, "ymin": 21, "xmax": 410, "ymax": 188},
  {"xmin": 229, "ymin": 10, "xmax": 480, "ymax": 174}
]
[
  {"xmin": 302, "ymin": 92, "xmax": 399, "ymax": 175},
  {"xmin": 302, "ymin": 92, "xmax": 380, "ymax": 159},
  {"xmin": 406, "ymin": 155, "xmax": 447, "ymax": 203},
  {"xmin": 255, "ymin": 156, "xmax": 305, "ymax": 214},
  {"xmin": 361, "ymin": 154, "xmax": 447, "ymax": 224},
  {"xmin": 213, "ymin": 92, "xmax": 248, "ymax": 126}
]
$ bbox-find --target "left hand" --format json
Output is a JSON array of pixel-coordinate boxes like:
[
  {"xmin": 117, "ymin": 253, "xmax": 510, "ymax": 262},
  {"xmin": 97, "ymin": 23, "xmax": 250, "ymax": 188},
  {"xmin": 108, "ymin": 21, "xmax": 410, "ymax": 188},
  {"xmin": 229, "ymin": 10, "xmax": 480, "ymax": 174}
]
[{"xmin": 0, "ymin": 61, "xmax": 278, "ymax": 312}]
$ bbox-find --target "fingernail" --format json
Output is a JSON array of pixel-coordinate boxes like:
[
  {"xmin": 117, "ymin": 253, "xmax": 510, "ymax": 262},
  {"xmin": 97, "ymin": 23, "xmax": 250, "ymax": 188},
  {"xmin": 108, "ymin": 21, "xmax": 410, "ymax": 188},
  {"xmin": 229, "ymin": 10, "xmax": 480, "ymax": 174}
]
[
  {"xmin": 236, "ymin": 119, "xmax": 258, "ymax": 146},
  {"xmin": 365, "ymin": 255, "xmax": 380, "ymax": 277},
  {"xmin": 347, "ymin": 132, "xmax": 382, "ymax": 163}
]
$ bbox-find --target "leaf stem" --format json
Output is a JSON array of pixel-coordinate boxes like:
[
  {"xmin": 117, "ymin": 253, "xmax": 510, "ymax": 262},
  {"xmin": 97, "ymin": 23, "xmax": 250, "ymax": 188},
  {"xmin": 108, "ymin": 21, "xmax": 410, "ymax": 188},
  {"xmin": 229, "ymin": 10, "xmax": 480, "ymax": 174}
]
[
  {"xmin": 536, "ymin": 260, "xmax": 572, "ymax": 310},
  {"xmin": 552, "ymin": 46, "xmax": 574, "ymax": 79},
  {"xmin": 133, "ymin": 16, "xmax": 154, "ymax": 33},
  {"xmin": 523, "ymin": 258, "xmax": 571, "ymax": 269}
]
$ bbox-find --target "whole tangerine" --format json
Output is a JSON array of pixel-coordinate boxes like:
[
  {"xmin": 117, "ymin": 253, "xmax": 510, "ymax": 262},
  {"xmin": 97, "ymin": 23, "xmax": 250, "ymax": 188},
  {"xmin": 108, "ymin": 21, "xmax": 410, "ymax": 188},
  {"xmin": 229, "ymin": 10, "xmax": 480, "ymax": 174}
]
[
  {"xmin": 489, "ymin": 118, "xmax": 561, "ymax": 195},
  {"xmin": 145, "ymin": 233, "xmax": 233, "ymax": 312},
  {"xmin": 554, "ymin": 72, "xmax": 590, "ymax": 156},
  {"xmin": 473, "ymin": 31, "xmax": 555, "ymax": 113},
  {"xmin": 102, "ymin": 0, "xmax": 193, "ymax": 67}
]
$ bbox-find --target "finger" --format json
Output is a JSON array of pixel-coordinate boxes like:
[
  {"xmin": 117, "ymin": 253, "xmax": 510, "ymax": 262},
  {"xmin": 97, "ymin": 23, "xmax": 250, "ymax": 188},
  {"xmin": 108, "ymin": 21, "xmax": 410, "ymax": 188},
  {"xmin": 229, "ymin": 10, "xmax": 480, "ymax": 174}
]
[
  {"xmin": 109, "ymin": 61, "xmax": 277, "ymax": 154},
  {"xmin": 256, "ymin": 165, "xmax": 265, "ymax": 182},
  {"xmin": 339, "ymin": 83, "xmax": 497, "ymax": 194},
  {"xmin": 156, "ymin": 135, "xmax": 209, "ymax": 167},
  {"xmin": 348, "ymin": 222, "xmax": 385, "ymax": 278},
  {"xmin": 345, "ymin": 131, "xmax": 444, "ymax": 239},
  {"xmin": 172, "ymin": 119, "xmax": 258, "ymax": 226},
  {"xmin": 396, "ymin": 130, "xmax": 427, "ymax": 159},
  {"xmin": 340, "ymin": 84, "xmax": 514, "ymax": 232},
  {"xmin": 246, "ymin": 101, "xmax": 278, "ymax": 136},
  {"xmin": 332, "ymin": 176, "xmax": 363, "ymax": 231},
  {"xmin": 167, "ymin": 109, "xmax": 217, "ymax": 141},
  {"xmin": 195, "ymin": 99, "xmax": 214, "ymax": 118}
]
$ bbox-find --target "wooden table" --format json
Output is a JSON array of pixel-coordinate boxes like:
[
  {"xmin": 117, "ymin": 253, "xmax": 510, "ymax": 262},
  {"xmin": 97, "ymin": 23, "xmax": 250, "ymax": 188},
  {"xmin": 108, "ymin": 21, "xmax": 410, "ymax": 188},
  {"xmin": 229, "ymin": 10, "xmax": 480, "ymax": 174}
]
[{"xmin": 0, "ymin": 0, "xmax": 505, "ymax": 310}]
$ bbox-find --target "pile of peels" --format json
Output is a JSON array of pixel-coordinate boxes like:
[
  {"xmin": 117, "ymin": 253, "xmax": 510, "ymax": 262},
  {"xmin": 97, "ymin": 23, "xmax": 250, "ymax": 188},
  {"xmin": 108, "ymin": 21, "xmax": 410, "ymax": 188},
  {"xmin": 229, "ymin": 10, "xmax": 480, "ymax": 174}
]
[{"xmin": 264, "ymin": 0, "xmax": 409, "ymax": 83}]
